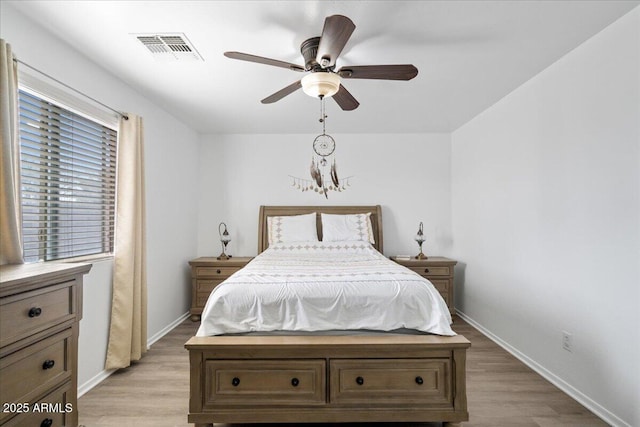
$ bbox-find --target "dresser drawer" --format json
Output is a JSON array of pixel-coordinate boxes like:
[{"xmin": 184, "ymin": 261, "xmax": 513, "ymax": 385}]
[
  {"xmin": 1, "ymin": 381, "xmax": 73, "ymax": 427},
  {"xmin": 407, "ymin": 265, "xmax": 451, "ymax": 277},
  {"xmin": 195, "ymin": 266, "xmax": 241, "ymax": 278},
  {"xmin": 0, "ymin": 283, "xmax": 74, "ymax": 348},
  {"xmin": 329, "ymin": 359, "xmax": 453, "ymax": 407},
  {"xmin": 0, "ymin": 328, "xmax": 73, "ymax": 423},
  {"xmin": 204, "ymin": 360, "xmax": 326, "ymax": 407}
]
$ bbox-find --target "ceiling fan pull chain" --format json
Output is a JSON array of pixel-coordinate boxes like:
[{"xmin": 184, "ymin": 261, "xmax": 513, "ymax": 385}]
[
  {"xmin": 324, "ymin": 97, "xmax": 329, "ymax": 135},
  {"xmin": 319, "ymin": 96, "xmax": 327, "ymax": 134}
]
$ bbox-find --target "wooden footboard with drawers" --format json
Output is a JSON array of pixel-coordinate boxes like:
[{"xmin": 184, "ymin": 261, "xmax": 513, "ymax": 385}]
[{"xmin": 185, "ymin": 334, "xmax": 470, "ymax": 426}]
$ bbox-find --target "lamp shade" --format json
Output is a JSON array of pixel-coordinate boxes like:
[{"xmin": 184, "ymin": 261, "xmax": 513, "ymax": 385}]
[
  {"xmin": 301, "ymin": 72, "xmax": 341, "ymax": 98},
  {"xmin": 219, "ymin": 222, "xmax": 231, "ymax": 243},
  {"xmin": 414, "ymin": 222, "xmax": 425, "ymax": 244}
]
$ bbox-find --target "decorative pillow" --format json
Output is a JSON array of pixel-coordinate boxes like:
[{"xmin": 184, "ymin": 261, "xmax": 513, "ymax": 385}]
[
  {"xmin": 320, "ymin": 213, "xmax": 375, "ymax": 244},
  {"xmin": 267, "ymin": 213, "xmax": 319, "ymax": 245}
]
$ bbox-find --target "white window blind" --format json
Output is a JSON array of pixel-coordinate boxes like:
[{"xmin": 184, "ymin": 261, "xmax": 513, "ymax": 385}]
[{"xmin": 19, "ymin": 89, "xmax": 117, "ymax": 262}]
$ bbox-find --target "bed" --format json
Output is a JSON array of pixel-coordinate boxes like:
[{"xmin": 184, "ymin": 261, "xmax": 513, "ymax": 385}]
[{"xmin": 185, "ymin": 205, "xmax": 469, "ymax": 426}]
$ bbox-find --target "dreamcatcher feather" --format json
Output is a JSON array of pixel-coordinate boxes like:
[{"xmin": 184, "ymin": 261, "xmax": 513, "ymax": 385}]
[{"xmin": 330, "ymin": 159, "xmax": 339, "ymax": 188}]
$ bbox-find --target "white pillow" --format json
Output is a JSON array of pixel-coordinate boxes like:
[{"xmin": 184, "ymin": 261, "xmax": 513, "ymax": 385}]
[
  {"xmin": 267, "ymin": 213, "xmax": 318, "ymax": 245},
  {"xmin": 321, "ymin": 213, "xmax": 375, "ymax": 244}
]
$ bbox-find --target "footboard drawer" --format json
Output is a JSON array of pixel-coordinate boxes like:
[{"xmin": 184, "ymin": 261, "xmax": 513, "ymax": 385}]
[
  {"xmin": 329, "ymin": 359, "xmax": 453, "ymax": 407},
  {"xmin": 204, "ymin": 359, "xmax": 326, "ymax": 407}
]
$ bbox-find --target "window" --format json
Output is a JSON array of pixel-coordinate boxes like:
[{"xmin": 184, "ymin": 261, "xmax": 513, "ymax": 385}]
[{"xmin": 18, "ymin": 89, "xmax": 117, "ymax": 262}]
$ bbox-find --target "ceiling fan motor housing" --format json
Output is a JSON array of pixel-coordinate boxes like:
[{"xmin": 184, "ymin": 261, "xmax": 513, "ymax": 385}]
[{"xmin": 301, "ymin": 37, "xmax": 322, "ymax": 71}]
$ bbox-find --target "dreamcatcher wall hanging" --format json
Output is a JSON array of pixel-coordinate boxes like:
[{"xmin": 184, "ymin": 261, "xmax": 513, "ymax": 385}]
[{"xmin": 289, "ymin": 97, "xmax": 353, "ymax": 198}]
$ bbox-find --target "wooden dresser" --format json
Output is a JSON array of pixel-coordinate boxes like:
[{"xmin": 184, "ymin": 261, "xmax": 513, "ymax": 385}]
[
  {"xmin": 0, "ymin": 262, "xmax": 91, "ymax": 427},
  {"xmin": 188, "ymin": 257, "xmax": 252, "ymax": 321},
  {"xmin": 390, "ymin": 256, "xmax": 457, "ymax": 316}
]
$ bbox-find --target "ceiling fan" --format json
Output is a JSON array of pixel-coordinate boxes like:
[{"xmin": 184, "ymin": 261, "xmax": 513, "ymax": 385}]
[{"xmin": 224, "ymin": 14, "xmax": 418, "ymax": 111}]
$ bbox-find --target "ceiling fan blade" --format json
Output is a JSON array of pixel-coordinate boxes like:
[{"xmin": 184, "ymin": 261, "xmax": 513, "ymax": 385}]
[
  {"xmin": 261, "ymin": 80, "xmax": 303, "ymax": 104},
  {"xmin": 332, "ymin": 84, "xmax": 359, "ymax": 111},
  {"xmin": 225, "ymin": 51, "xmax": 305, "ymax": 72},
  {"xmin": 316, "ymin": 15, "xmax": 356, "ymax": 68},
  {"xmin": 337, "ymin": 64, "xmax": 418, "ymax": 80}
]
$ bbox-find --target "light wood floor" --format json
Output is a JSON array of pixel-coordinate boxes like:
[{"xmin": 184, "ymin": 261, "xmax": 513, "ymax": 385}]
[{"xmin": 78, "ymin": 317, "xmax": 607, "ymax": 427}]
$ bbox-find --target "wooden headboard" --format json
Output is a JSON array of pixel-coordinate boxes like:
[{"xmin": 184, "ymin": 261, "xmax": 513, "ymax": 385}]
[{"xmin": 258, "ymin": 205, "xmax": 383, "ymax": 254}]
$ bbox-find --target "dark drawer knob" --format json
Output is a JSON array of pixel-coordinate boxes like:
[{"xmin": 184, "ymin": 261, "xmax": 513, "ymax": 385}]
[
  {"xmin": 216, "ymin": 269, "xmax": 221, "ymax": 274},
  {"xmin": 291, "ymin": 377, "xmax": 299, "ymax": 387},
  {"xmin": 41, "ymin": 419, "xmax": 53, "ymax": 427},
  {"xmin": 42, "ymin": 359, "xmax": 56, "ymax": 370},
  {"xmin": 356, "ymin": 376, "xmax": 364, "ymax": 385},
  {"xmin": 231, "ymin": 377, "xmax": 240, "ymax": 387},
  {"xmin": 415, "ymin": 376, "xmax": 424, "ymax": 385},
  {"xmin": 29, "ymin": 307, "xmax": 42, "ymax": 317},
  {"xmin": 424, "ymin": 268, "xmax": 430, "ymax": 273}
]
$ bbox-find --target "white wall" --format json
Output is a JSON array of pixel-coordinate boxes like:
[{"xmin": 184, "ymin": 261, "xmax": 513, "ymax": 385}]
[
  {"xmin": 197, "ymin": 133, "xmax": 452, "ymax": 258},
  {"xmin": 451, "ymin": 7, "xmax": 639, "ymax": 427},
  {"xmin": 1, "ymin": 4, "xmax": 201, "ymax": 389}
]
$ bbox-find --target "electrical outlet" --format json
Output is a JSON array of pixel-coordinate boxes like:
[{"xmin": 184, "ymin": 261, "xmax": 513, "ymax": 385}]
[{"xmin": 562, "ymin": 331, "xmax": 573, "ymax": 352}]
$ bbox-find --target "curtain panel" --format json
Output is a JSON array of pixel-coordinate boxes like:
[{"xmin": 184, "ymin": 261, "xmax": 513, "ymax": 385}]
[
  {"xmin": 0, "ymin": 39, "xmax": 24, "ymax": 265},
  {"xmin": 105, "ymin": 114, "xmax": 147, "ymax": 370}
]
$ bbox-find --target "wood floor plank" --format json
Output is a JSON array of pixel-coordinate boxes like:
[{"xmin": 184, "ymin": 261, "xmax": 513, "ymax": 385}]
[{"xmin": 77, "ymin": 317, "xmax": 607, "ymax": 427}]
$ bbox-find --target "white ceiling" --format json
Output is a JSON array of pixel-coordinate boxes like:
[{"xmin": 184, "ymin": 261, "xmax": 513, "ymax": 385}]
[{"xmin": 5, "ymin": 0, "xmax": 639, "ymax": 134}]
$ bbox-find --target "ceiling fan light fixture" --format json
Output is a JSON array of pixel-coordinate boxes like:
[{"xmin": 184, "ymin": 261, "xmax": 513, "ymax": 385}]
[{"xmin": 301, "ymin": 72, "xmax": 341, "ymax": 98}]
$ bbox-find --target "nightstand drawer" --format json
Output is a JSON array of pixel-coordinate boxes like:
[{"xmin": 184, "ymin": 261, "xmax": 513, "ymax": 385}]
[
  {"xmin": 195, "ymin": 266, "xmax": 241, "ymax": 278},
  {"xmin": 429, "ymin": 279, "xmax": 449, "ymax": 293},
  {"xmin": 0, "ymin": 328, "xmax": 73, "ymax": 417},
  {"xmin": 196, "ymin": 280, "xmax": 224, "ymax": 307},
  {"xmin": 0, "ymin": 283, "xmax": 74, "ymax": 348},
  {"xmin": 189, "ymin": 257, "xmax": 254, "ymax": 321},
  {"xmin": 407, "ymin": 266, "xmax": 451, "ymax": 277},
  {"xmin": 197, "ymin": 292, "xmax": 214, "ymax": 307},
  {"xmin": 196, "ymin": 279, "xmax": 224, "ymax": 293},
  {"xmin": 391, "ymin": 256, "xmax": 456, "ymax": 316},
  {"xmin": 430, "ymin": 280, "xmax": 451, "ymax": 310}
]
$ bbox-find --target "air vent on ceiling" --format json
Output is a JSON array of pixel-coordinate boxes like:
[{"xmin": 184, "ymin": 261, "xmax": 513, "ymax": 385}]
[{"xmin": 134, "ymin": 33, "xmax": 203, "ymax": 61}]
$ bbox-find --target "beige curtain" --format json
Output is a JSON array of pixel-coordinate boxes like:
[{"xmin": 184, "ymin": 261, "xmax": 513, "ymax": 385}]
[
  {"xmin": 105, "ymin": 114, "xmax": 147, "ymax": 370},
  {"xmin": 0, "ymin": 39, "xmax": 24, "ymax": 265}
]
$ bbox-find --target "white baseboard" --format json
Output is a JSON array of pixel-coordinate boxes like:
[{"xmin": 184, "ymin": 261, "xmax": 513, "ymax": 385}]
[
  {"xmin": 78, "ymin": 367, "xmax": 115, "ymax": 398},
  {"xmin": 456, "ymin": 310, "xmax": 628, "ymax": 427},
  {"xmin": 78, "ymin": 311, "xmax": 190, "ymax": 398},
  {"xmin": 147, "ymin": 311, "xmax": 190, "ymax": 347}
]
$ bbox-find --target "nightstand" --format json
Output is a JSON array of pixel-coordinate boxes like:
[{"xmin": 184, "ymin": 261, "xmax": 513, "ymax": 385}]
[
  {"xmin": 390, "ymin": 256, "xmax": 457, "ymax": 316},
  {"xmin": 188, "ymin": 257, "xmax": 253, "ymax": 321}
]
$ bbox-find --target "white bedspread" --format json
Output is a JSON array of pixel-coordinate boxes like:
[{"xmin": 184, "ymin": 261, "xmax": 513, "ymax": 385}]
[{"xmin": 196, "ymin": 241, "xmax": 455, "ymax": 337}]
